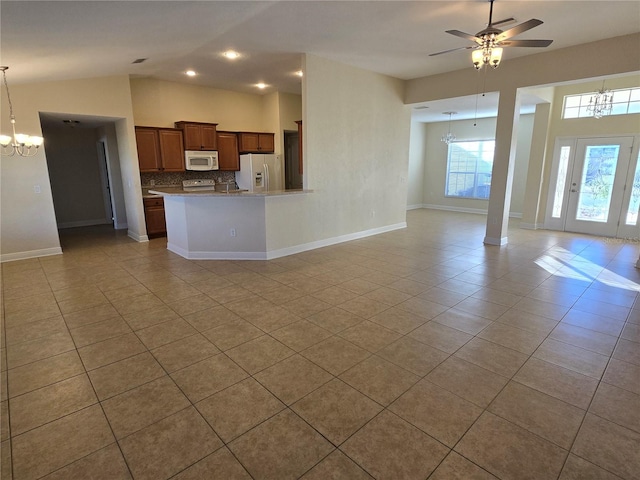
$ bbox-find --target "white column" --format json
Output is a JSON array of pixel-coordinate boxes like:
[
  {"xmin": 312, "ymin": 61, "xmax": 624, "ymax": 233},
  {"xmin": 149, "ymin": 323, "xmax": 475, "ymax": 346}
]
[{"xmin": 484, "ymin": 87, "xmax": 521, "ymax": 246}]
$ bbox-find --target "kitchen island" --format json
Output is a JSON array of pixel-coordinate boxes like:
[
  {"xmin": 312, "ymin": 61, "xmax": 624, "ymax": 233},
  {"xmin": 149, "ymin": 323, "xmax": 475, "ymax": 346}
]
[{"xmin": 148, "ymin": 187, "xmax": 310, "ymax": 260}]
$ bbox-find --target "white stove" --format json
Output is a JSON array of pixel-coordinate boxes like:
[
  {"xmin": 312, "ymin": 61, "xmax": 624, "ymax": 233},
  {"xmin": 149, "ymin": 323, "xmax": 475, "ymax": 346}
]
[{"xmin": 182, "ymin": 179, "xmax": 216, "ymax": 191}]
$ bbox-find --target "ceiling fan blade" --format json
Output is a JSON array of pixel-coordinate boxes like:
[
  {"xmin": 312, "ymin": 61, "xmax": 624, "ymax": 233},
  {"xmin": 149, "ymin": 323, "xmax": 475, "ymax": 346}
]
[
  {"xmin": 497, "ymin": 19, "xmax": 543, "ymax": 41},
  {"xmin": 446, "ymin": 30, "xmax": 482, "ymax": 44},
  {"xmin": 429, "ymin": 46, "xmax": 474, "ymax": 57},
  {"xmin": 499, "ymin": 39, "xmax": 553, "ymax": 48},
  {"xmin": 490, "ymin": 17, "xmax": 516, "ymax": 28}
]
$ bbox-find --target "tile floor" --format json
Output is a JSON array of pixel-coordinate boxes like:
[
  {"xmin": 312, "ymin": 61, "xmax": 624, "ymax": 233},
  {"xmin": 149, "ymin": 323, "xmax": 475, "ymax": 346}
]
[{"xmin": 1, "ymin": 209, "xmax": 639, "ymax": 480}]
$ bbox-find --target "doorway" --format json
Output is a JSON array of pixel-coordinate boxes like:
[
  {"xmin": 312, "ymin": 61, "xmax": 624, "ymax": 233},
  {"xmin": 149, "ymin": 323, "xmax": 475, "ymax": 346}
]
[
  {"xmin": 545, "ymin": 135, "xmax": 639, "ymax": 237},
  {"xmin": 284, "ymin": 130, "xmax": 302, "ymax": 190}
]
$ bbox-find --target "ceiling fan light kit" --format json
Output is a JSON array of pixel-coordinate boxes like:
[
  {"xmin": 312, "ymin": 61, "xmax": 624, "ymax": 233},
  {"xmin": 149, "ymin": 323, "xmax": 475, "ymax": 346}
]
[{"xmin": 430, "ymin": 0, "xmax": 552, "ymax": 71}]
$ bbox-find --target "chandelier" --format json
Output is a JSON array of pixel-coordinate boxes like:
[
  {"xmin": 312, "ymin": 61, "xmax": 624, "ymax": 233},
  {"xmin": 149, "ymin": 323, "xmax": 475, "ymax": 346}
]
[
  {"xmin": 587, "ymin": 82, "xmax": 614, "ymax": 119},
  {"xmin": 0, "ymin": 67, "xmax": 44, "ymax": 157},
  {"xmin": 472, "ymin": 35, "xmax": 503, "ymax": 70},
  {"xmin": 441, "ymin": 112, "xmax": 457, "ymax": 145}
]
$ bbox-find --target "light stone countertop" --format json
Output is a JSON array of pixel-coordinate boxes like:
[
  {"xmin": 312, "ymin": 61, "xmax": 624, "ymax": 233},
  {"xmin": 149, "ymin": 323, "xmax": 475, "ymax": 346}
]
[{"xmin": 147, "ymin": 187, "xmax": 310, "ymax": 197}]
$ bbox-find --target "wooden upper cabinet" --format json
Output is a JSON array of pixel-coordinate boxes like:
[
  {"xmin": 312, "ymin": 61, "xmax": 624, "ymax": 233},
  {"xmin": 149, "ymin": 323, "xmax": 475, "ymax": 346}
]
[
  {"xmin": 135, "ymin": 126, "xmax": 184, "ymax": 172},
  {"xmin": 175, "ymin": 121, "xmax": 217, "ymax": 150},
  {"xmin": 237, "ymin": 132, "xmax": 275, "ymax": 153},
  {"xmin": 216, "ymin": 131, "xmax": 240, "ymax": 171}
]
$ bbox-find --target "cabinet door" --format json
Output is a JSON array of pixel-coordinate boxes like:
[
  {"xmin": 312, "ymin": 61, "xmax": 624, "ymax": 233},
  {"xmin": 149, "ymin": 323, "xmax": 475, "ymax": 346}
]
[
  {"xmin": 135, "ymin": 128, "xmax": 161, "ymax": 172},
  {"xmin": 158, "ymin": 129, "xmax": 185, "ymax": 171},
  {"xmin": 182, "ymin": 124, "xmax": 202, "ymax": 150},
  {"xmin": 144, "ymin": 198, "xmax": 166, "ymax": 237},
  {"xmin": 217, "ymin": 132, "xmax": 239, "ymax": 171},
  {"xmin": 258, "ymin": 133, "xmax": 275, "ymax": 153},
  {"xmin": 238, "ymin": 132, "xmax": 260, "ymax": 152},
  {"xmin": 201, "ymin": 125, "xmax": 217, "ymax": 150}
]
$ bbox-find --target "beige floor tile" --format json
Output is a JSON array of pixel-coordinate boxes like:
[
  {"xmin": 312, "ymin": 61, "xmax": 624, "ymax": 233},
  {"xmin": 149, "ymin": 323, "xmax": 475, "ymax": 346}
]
[
  {"xmin": 173, "ymin": 447, "xmax": 252, "ymax": 480},
  {"xmin": 229, "ymin": 409, "xmax": 333, "ymax": 480},
  {"xmin": 550, "ymin": 323, "xmax": 618, "ymax": 356},
  {"xmin": 389, "ymin": 379, "xmax": 482, "ymax": 447},
  {"xmin": 1, "ymin": 401, "xmax": 8, "ymax": 442},
  {"xmin": 12, "ymin": 404, "xmax": 114, "ymax": 480},
  {"xmin": 269, "ymin": 320, "xmax": 333, "ymax": 352},
  {"xmin": 312, "ymin": 285, "xmax": 360, "ymax": 305},
  {"xmin": 1, "ymin": 439, "xmax": 11, "ymax": 480},
  {"xmin": 110, "ymin": 292, "xmax": 165, "ymax": 316},
  {"xmin": 613, "ymin": 338, "xmax": 640, "ymax": 366},
  {"xmin": 603, "ymin": 358, "xmax": 640, "ymax": 395},
  {"xmin": 10, "ymin": 373, "xmax": 97, "ymax": 436},
  {"xmin": 341, "ymin": 410, "xmax": 448, "ymax": 480},
  {"xmin": 196, "ymin": 377, "xmax": 285, "ymax": 442},
  {"xmin": 533, "ymin": 338, "xmax": 610, "ymax": 379},
  {"xmin": 453, "ymin": 297, "xmax": 511, "ymax": 321},
  {"xmin": 181, "ymin": 305, "xmax": 241, "ymax": 332},
  {"xmin": 62, "ymin": 303, "xmax": 121, "ymax": 329},
  {"xmin": 488, "ymin": 382, "xmax": 585, "ymax": 449},
  {"xmin": 300, "ymin": 449, "xmax": 373, "ymax": 479},
  {"xmin": 426, "ymin": 356, "xmax": 509, "ymax": 408},
  {"xmin": 5, "ymin": 316, "xmax": 68, "ymax": 347},
  {"xmin": 339, "ymin": 278, "xmax": 380, "ymax": 295},
  {"xmin": 512, "ymin": 297, "xmax": 570, "ymax": 321},
  {"xmin": 514, "ymin": 357, "xmax": 599, "ymax": 409},
  {"xmin": 69, "ymin": 317, "xmax": 131, "ymax": 348},
  {"xmin": 307, "ymin": 307, "xmax": 364, "ymax": 333},
  {"xmin": 495, "ymin": 308, "xmax": 559, "ymax": 336},
  {"xmin": 572, "ymin": 298, "xmax": 631, "ymax": 322},
  {"xmin": 167, "ymin": 293, "xmax": 219, "ymax": 317},
  {"xmin": 123, "ymin": 305, "xmax": 180, "ymax": 331},
  {"xmin": 254, "ymin": 354, "xmax": 332, "ymax": 405},
  {"xmin": 454, "ymin": 337, "xmax": 528, "ymax": 377},
  {"xmin": 397, "ymin": 297, "xmax": 449, "ymax": 321},
  {"xmin": 561, "ymin": 309, "xmax": 625, "ymax": 337},
  {"xmin": 488, "ymin": 278, "xmax": 536, "ymax": 296},
  {"xmin": 377, "ymin": 336, "xmax": 449, "ymax": 376},
  {"xmin": 7, "ymin": 350, "xmax": 84, "ymax": 398},
  {"xmin": 202, "ymin": 319, "xmax": 264, "ymax": 351},
  {"xmin": 150, "ymin": 333, "xmax": 219, "ymax": 373},
  {"xmin": 258, "ymin": 285, "xmax": 306, "ymax": 305},
  {"xmin": 283, "ymin": 295, "xmax": 333, "ymax": 318},
  {"xmin": 409, "ymin": 321, "xmax": 473, "ymax": 354},
  {"xmin": 432, "ymin": 309, "xmax": 492, "ymax": 335},
  {"xmin": 226, "ymin": 335, "xmax": 295, "ymax": 375},
  {"xmin": 589, "ymin": 382, "xmax": 640, "ymax": 434},
  {"xmin": 78, "ymin": 332, "xmax": 146, "ymax": 371},
  {"xmin": 559, "ymin": 453, "xmax": 623, "ymax": 480},
  {"xmin": 472, "ymin": 287, "xmax": 523, "ymax": 308},
  {"xmin": 6, "ymin": 331, "xmax": 75, "ymax": 369},
  {"xmin": 301, "ymin": 336, "xmax": 370, "ymax": 376},
  {"xmin": 88, "ymin": 352, "xmax": 165, "ymax": 400},
  {"xmin": 340, "ymin": 355, "xmax": 419, "ymax": 406},
  {"xmin": 338, "ymin": 296, "xmax": 391, "ymax": 319},
  {"xmin": 135, "ymin": 318, "xmax": 197, "ymax": 350},
  {"xmin": 368, "ymin": 307, "xmax": 427, "ymax": 334},
  {"xmin": 171, "ymin": 354, "xmax": 248, "ymax": 402},
  {"xmin": 417, "ymin": 286, "xmax": 469, "ymax": 308},
  {"xmin": 101, "ymin": 376, "xmax": 190, "ymax": 439},
  {"xmin": 57, "ymin": 292, "xmax": 110, "ymax": 316},
  {"xmin": 455, "ymin": 412, "xmax": 568, "ymax": 480},
  {"xmin": 478, "ymin": 322, "xmax": 546, "ymax": 355},
  {"xmin": 119, "ymin": 407, "xmax": 222, "ymax": 480},
  {"xmin": 572, "ymin": 413, "xmax": 640, "ymax": 480},
  {"xmin": 292, "ymin": 378, "xmax": 382, "ymax": 445},
  {"xmin": 40, "ymin": 443, "xmax": 132, "ymax": 480},
  {"xmin": 337, "ymin": 321, "xmax": 402, "ymax": 353},
  {"xmin": 429, "ymin": 451, "xmax": 499, "ymax": 479},
  {"xmin": 361, "ymin": 286, "xmax": 413, "ymax": 306},
  {"xmin": 438, "ymin": 279, "xmax": 484, "ymax": 296},
  {"xmin": 386, "ymin": 277, "xmax": 432, "ymax": 296},
  {"xmin": 621, "ymin": 323, "xmax": 640, "ymax": 342}
]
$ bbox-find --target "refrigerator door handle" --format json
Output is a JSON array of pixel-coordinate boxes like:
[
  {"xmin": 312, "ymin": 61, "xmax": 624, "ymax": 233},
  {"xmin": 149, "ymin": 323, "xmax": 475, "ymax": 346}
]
[{"xmin": 264, "ymin": 163, "xmax": 269, "ymax": 191}]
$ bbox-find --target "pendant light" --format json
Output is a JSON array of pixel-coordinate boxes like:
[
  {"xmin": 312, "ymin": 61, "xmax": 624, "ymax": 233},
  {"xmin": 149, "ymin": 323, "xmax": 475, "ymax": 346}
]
[{"xmin": 441, "ymin": 112, "xmax": 457, "ymax": 145}]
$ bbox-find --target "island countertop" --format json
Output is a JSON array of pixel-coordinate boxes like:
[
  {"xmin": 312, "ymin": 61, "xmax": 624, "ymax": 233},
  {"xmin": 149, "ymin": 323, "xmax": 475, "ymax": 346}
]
[{"xmin": 148, "ymin": 187, "xmax": 310, "ymax": 197}]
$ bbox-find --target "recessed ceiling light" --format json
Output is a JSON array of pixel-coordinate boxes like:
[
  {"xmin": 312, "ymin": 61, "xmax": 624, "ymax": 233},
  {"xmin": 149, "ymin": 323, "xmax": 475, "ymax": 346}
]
[
  {"xmin": 185, "ymin": 70, "xmax": 197, "ymax": 77},
  {"xmin": 223, "ymin": 50, "xmax": 240, "ymax": 60},
  {"xmin": 295, "ymin": 70, "xmax": 303, "ymax": 77},
  {"xmin": 256, "ymin": 83, "xmax": 267, "ymax": 89}
]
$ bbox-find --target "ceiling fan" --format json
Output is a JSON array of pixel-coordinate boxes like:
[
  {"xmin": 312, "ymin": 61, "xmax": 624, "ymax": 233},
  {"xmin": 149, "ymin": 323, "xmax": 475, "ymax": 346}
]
[{"xmin": 430, "ymin": 0, "xmax": 553, "ymax": 69}]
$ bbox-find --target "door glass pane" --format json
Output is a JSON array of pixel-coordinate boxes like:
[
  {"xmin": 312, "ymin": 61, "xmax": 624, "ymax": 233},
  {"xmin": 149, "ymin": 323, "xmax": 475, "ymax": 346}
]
[
  {"xmin": 576, "ymin": 145, "xmax": 620, "ymax": 223},
  {"xmin": 552, "ymin": 146, "xmax": 571, "ymax": 218},
  {"xmin": 626, "ymin": 152, "xmax": 640, "ymax": 225}
]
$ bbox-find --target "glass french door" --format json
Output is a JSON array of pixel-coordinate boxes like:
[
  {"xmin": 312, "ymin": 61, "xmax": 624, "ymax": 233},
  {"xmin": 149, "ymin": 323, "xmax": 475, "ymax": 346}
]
[{"xmin": 546, "ymin": 136, "xmax": 638, "ymax": 237}]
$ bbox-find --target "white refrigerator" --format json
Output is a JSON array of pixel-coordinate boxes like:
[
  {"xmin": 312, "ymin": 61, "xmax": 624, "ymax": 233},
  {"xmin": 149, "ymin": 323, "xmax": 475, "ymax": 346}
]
[{"xmin": 237, "ymin": 154, "xmax": 283, "ymax": 192}]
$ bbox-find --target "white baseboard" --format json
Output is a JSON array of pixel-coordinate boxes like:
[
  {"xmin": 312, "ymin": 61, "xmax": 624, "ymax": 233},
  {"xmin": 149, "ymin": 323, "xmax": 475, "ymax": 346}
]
[
  {"xmin": 520, "ymin": 222, "xmax": 542, "ymax": 230},
  {"xmin": 419, "ymin": 204, "xmax": 522, "ymax": 219},
  {"xmin": 406, "ymin": 204, "xmax": 425, "ymax": 211},
  {"xmin": 128, "ymin": 230, "xmax": 149, "ymax": 242},
  {"xmin": 484, "ymin": 236, "xmax": 508, "ymax": 246},
  {"xmin": 114, "ymin": 222, "xmax": 128, "ymax": 230},
  {"xmin": 1, "ymin": 246, "xmax": 63, "ymax": 263},
  {"xmin": 58, "ymin": 219, "xmax": 111, "ymax": 229},
  {"xmin": 167, "ymin": 222, "xmax": 408, "ymax": 261}
]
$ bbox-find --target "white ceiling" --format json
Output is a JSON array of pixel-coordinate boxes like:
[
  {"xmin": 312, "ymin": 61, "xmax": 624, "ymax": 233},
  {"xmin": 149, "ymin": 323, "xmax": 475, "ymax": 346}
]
[{"xmin": 2, "ymin": 1, "xmax": 639, "ymax": 122}]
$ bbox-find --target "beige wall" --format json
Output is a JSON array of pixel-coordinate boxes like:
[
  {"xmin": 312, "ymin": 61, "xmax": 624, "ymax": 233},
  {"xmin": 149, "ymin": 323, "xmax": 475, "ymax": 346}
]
[
  {"xmin": 1, "ymin": 75, "xmax": 142, "ymax": 260},
  {"xmin": 407, "ymin": 120, "xmax": 427, "ymax": 208},
  {"xmin": 265, "ymin": 54, "xmax": 411, "ymax": 251}
]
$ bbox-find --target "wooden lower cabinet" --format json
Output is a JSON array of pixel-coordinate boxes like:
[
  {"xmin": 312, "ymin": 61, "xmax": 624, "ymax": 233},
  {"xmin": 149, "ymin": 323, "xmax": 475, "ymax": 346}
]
[
  {"xmin": 216, "ymin": 131, "xmax": 240, "ymax": 171},
  {"xmin": 143, "ymin": 197, "xmax": 166, "ymax": 238}
]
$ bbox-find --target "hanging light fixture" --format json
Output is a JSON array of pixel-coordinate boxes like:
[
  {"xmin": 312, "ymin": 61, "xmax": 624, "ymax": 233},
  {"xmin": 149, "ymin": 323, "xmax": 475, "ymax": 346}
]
[
  {"xmin": 472, "ymin": 44, "xmax": 503, "ymax": 70},
  {"xmin": 0, "ymin": 66, "xmax": 44, "ymax": 157},
  {"xmin": 587, "ymin": 81, "xmax": 614, "ymax": 119},
  {"xmin": 441, "ymin": 112, "xmax": 457, "ymax": 145}
]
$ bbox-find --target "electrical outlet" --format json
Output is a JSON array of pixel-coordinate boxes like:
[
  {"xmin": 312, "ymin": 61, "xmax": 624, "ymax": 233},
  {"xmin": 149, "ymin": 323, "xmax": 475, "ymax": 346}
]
[
  {"xmin": 230, "ymin": 228, "xmax": 236, "ymax": 237},
  {"xmin": 33, "ymin": 185, "xmax": 41, "ymax": 194}
]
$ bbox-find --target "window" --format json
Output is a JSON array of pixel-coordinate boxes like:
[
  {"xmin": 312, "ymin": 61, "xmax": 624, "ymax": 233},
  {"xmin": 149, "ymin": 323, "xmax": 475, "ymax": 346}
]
[
  {"xmin": 445, "ymin": 140, "xmax": 495, "ymax": 199},
  {"xmin": 562, "ymin": 87, "xmax": 640, "ymax": 119}
]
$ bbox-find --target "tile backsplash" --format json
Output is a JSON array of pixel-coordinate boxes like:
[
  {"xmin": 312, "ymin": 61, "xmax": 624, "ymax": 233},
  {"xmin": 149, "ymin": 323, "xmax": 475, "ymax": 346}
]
[{"xmin": 140, "ymin": 171, "xmax": 236, "ymax": 188}]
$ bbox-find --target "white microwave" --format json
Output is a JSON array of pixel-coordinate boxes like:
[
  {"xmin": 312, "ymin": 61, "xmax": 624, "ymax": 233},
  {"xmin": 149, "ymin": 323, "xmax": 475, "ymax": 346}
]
[{"xmin": 185, "ymin": 150, "xmax": 219, "ymax": 171}]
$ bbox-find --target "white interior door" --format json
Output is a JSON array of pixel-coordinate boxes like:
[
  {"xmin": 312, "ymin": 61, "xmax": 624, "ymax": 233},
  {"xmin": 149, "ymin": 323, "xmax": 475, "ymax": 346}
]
[{"xmin": 564, "ymin": 136, "xmax": 634, "ymax": 236}]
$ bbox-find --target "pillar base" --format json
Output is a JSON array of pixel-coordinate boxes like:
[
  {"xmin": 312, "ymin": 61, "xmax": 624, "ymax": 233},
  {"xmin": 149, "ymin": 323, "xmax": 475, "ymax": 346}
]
[{"xmin": 484, "ymin": 236, "xmax": 508, "ymax": 246}]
